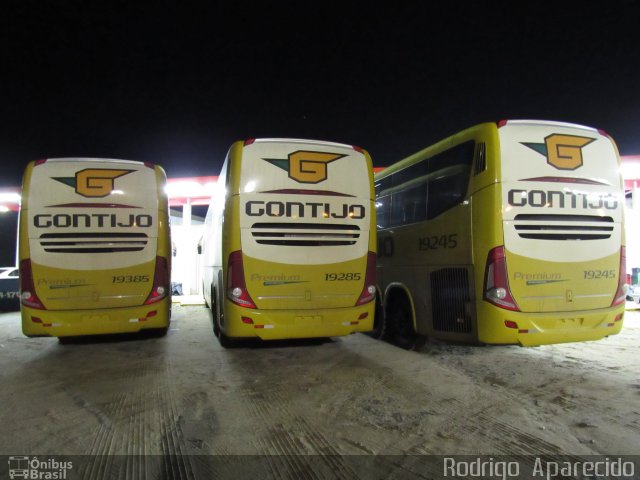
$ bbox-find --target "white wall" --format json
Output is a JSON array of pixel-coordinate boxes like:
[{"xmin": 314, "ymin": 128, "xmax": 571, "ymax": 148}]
[{"xmin": 170, "ymin": 204, "xmax": 206, "ymax": 296}]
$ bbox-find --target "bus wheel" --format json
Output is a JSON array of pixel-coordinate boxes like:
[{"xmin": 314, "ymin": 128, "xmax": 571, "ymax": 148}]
[
  {"xmin": 211, "ymin": 286, "xmax": 221, "ymax": 337},
  {"xmin": 150, "ymin": 327, "xmax": 168, "ymax": 337},
  {"xmin": 387, "ymin": 297, "xmax": 427, "ymax": 351},
  {"xmin": 218, "ymin": 331, "xmax": 236, "ymax": 348},
  {"xmin": 367, "ymin": 296, "xmax": 387, "ymax": 340}
]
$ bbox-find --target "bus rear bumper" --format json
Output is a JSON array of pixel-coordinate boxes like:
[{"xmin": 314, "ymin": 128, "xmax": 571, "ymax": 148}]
[
  {"xmin": 21, "ymin": 298, "xmax": 171, "ymax": 338},
  {"xmin": 222, "ymin": 302, "xmax": 375, "ymax": 340},
  {"xmin": 477, "ymin": 305, "xmax": 625, "ymax": 346}
]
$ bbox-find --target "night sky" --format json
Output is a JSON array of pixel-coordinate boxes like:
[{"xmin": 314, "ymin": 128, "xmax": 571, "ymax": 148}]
[{"xmin": 1, "ymin": 1, "xmax": 639, "ymax": 188}]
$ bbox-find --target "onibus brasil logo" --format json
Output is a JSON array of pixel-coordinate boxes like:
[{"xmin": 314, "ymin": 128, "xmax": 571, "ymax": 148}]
[
  {"xmin": 522, "ymin": 134, "xmax": 595, "ymax": 170},
  {"xmin": 8, "ymin": 456, "xmax": 73, "ymax": 479},
  {"xmin": 53, "ymin": 168, "xmax": 134, "ymax": 198},
  {"xmin": 263, "ymin": 151, "xmax": 346, "ymax": 184}
]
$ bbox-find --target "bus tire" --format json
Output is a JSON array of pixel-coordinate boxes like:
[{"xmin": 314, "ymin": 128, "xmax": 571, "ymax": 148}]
[
  {"xmin": 211, "ymin": 286, "xmax": 222, "ymax": 338},
  {"xmin": 218, "ymin": 330, "xmax": 236, "ymax": 348},
  {"xmin": 366, "ymin": 295, "xmax": 387, "ymax": 340},
  {"xmin": 150, "ymin": 326, "xmax": 168, "ymax": 337},
  {"xmin": 386, "ymin": 295, "xmax": 427, "ymax": 351}
]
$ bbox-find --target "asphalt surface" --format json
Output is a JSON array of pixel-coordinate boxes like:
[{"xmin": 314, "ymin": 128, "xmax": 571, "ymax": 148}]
[{"xmin": 1, "ymin": 304, "xmax": 638, "ymax": 479}]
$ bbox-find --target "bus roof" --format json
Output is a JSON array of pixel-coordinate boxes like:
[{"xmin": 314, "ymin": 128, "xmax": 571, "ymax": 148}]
[
  {"xmin": 498, "ymin": 119, "xmax": 600, "ymax": 132},
  {"xmin": 375, "ymin": 119, "xmax": 610, "ymax": 182},
  {"xmin": 38, "ymin": 157, "xmax": 150, "ymax": 166},
  {"xmin": 243, "ymin": 138, "xmax": 360, "ymax": 150}
]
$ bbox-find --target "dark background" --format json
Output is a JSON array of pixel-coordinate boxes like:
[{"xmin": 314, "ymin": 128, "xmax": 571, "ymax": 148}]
[
  {"xmin": 0, "ymin": 211, "xmax": 18, "ymax": 266},
  {"xmin": 1, "ymin": 1, "xmax": 639, "ymax": 188}
]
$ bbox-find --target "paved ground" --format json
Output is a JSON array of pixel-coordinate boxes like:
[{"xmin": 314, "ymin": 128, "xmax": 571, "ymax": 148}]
[{"xmin": 0, "ymin": 303, "xmax": 638, "ymax": 479}]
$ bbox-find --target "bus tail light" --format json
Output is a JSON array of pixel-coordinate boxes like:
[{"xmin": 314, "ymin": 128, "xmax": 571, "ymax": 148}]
[
  {"xmin": 19, "ymin": 259, "xmax": 45, "ymax": 309},
  {"xmin": 483, "ymin": 246, "xmax": 520, "ymax": 311},
  {"xmin": 356, "ymin": 251, "xmax": 377, "ymax": 306},
  {"xmin": 227, "ymin": 250, "xmax": 256, "ymax": 309},
  {"xmin": 144, "ymin": 256, "xmax": 169, "ymax": 305},
  {"xmin": 611, "ymin": 246, "xmax": 627, "ymax": 307}
]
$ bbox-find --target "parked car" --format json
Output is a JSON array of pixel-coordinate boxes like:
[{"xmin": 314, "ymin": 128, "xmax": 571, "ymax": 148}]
[
  {"xmin": 626, "ymin": 284, "xmax": 640, "ymax": 304},
  {"xmin": 0, "ymin": 267, "xmax": 20, "ymax": 311}
]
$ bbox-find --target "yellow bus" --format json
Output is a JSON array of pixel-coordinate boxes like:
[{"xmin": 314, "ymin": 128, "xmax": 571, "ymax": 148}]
[
  {"xmin": 19, "ymin": 158, "xmax": 171, "ymax": 340},
  {"xmin": 374, "ymin": 120, "xmax": 626, "ymax": 348},
  {"xmin": 200, "ymin": 138, "xmax": 376, "ymax": 346}
]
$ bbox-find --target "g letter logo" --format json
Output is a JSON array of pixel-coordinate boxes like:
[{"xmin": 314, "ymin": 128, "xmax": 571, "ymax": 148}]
[
  {"xmin": 264, "ymin": 151, "xmax": 346, "ymax": 184},
  {"xmin": 522, "ymin": 134, "xmax": 595, "ymax": 170},
  {"xmin": 53, "ymin": 168, "xmax": 134, "ymax": 197}
]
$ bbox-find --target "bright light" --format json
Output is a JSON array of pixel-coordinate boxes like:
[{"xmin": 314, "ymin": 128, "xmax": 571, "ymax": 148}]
[
  {"xmin": 0, "ymin": 206, "xmax": 9, "ymax": 213},
  {"xmin": 244, "ymin": 181, "xmax": 256, "ymax": 193},
  {"xmin": 0, "ymin": 193, "xmax": 21, "ymax": 203},
  {"xmin": 621, "ymin": 162, "xmax": 640, "ymax": 179},
  {"xmin": 166, "ymin": 180, "xmax": 217, "ymax": 199}
]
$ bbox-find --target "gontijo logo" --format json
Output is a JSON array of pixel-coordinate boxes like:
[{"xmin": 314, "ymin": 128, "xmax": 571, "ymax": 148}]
[
  {"xmin": 53, "ymin": 168, "xmax": 134, "ymax": 198},
  {"xmin": 263, "ymin": 151, "xmax": 346, "ymax": 184},
  {"xmin": 522, "ymin": 134, "xmax": 595, "ymax": 170}
]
